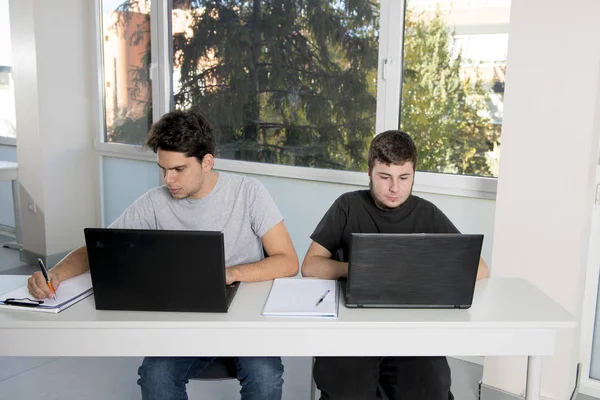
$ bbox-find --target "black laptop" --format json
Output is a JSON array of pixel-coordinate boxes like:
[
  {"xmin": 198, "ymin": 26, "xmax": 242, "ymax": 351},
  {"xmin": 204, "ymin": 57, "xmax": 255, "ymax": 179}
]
[
  {"xmin": 84, "ymin": 228, "xmax": 239, "ymax": 312},
  {"xmin": 342, "ymin": 233, "xmax": 483, "ymax": 309}
]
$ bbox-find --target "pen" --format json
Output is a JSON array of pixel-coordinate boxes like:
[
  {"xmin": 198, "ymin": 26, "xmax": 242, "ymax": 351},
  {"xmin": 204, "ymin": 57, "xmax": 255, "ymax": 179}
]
[
  {"xmin": 37, "ymin": 258, "xmax": 57, "ymax": 300},
  {"xmin": 315, "ymin": 289, "xmax": 331, "ymax": 307}
]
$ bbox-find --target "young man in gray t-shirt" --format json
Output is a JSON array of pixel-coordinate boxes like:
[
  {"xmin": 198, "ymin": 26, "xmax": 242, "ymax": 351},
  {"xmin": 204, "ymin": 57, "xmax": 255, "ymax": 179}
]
[{"xmin": 27, "ymin": 110, "xmax": 299, "ymax": 400}]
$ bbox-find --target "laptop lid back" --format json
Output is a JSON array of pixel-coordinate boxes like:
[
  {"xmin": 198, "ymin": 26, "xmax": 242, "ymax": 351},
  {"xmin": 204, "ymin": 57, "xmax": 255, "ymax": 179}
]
[
  {"xmin": 84, "ymin": 228, "xmax": 231, "ymax": 312},
  {"xmin": 346, "ymin": 233, "xmax": 483, "ymax": 308}
]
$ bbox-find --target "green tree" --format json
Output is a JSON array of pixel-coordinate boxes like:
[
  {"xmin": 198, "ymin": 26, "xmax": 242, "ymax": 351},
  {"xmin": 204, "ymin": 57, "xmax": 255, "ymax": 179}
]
[
  {"xmin": 172, "ymin": 0, "xmax": 379, "ymax": 170},
  {"xmin": 401, "ymin": 7, "xmax": 498, "ymax": 176}
]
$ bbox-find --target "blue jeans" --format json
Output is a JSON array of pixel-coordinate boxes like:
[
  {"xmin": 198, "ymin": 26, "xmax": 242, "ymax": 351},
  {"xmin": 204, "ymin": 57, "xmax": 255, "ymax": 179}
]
[{"xmin": 137, "ymin": 356, "xmax": 284, "ymax": 400}]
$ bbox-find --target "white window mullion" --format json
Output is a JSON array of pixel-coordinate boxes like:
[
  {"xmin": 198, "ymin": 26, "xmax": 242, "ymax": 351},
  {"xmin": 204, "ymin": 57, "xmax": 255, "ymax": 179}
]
[
  {"xmin": 376, "ymin": 0, "xmax": 406, "ymax": 134},
  {"xmin": 156, "ymin": 0, "xmax": 172, "ymax": 118},
  {"xmin": 150, "ymin": 0, "xmax": 171, "ymax": 123},
  {"xmin": 93, "ymin": 0, "xmax": 107, "ymax": 146},
  {"xmin": 150, "ymin": 0, "xmax": 170, "ymax": 185}
]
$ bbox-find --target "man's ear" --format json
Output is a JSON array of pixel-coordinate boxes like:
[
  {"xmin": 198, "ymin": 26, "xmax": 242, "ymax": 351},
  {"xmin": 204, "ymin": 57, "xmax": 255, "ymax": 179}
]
[
  {"xmin": 367, "ymin": 168, "xmax": 372, "ymax": 177},
  {"xmin": 202, "ymin": 154, "xmax": 214, "ymax": 171}
]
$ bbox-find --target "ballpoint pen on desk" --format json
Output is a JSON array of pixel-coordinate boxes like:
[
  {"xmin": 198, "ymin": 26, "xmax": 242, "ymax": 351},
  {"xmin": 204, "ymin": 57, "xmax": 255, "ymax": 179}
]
[
  {"xmin": 315, "ymin": 289, "xmax": 331, "ymax": 307},
  {"xmin": 37, "ymin": 258, "xmax": 57, "ymax": 300}
]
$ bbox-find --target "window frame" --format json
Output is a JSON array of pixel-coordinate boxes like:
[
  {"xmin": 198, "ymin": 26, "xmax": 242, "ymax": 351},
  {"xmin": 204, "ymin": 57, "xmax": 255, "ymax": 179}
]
[
  {"xmin": 92, "ymin": 0, "xmax": 499, "ymax": 200},
  {"xmin": 0, "ymin": 136, "xmax": 16, "ymax": 146}
]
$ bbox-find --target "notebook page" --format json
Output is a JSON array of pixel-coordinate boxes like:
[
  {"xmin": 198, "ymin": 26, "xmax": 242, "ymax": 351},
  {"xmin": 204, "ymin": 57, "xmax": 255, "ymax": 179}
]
[
  {"xmin": 0, "ymin": 272, "xmax": 93, "ymax": 311},
  {"xmin": 262, "ymin": 278, "xmax": 338, "ymax": 317}
]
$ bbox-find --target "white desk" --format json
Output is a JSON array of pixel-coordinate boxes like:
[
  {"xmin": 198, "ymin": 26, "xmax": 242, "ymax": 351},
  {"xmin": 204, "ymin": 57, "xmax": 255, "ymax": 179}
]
[
  {"xmin": 0, "ymin": 277, "xmax": 575, "ymax": 400},
  {"xmin": 0, "ymin": 161, "xmax": 22, "ymax": 250}
]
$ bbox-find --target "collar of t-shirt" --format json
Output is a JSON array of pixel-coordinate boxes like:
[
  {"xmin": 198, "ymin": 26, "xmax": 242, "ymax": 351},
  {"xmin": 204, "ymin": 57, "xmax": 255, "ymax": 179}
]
[{"xmin": 360, "ymin": 191, "xmax": 419, "ymax": 223}]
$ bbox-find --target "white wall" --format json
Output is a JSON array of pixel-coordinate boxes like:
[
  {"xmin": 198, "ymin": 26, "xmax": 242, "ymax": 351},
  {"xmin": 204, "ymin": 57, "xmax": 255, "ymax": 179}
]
[
  {"xmin": 483, "ymin": 0, "xmax": 600, "ymax": 398},
  {"xmin": 10, "ymin": 0, "xmax": 44, "ymax": 254},
  {"xmin": 102, "ymin": 157, "xmax": 159, "ymax": 226},
  {"xmin": 10, "ymin": 0, "xmax": 99, "ymax": 256}
]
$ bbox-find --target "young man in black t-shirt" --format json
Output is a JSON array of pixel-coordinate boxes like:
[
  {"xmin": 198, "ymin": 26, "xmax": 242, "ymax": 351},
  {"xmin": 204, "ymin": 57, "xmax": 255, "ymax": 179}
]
[{"xmin": 302, "ymin": 130, "xmax": 489, "ymax": 400}]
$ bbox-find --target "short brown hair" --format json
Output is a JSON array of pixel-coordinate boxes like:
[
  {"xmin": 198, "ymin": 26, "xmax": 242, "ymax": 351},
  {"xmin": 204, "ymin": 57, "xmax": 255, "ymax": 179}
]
[
  {"xmin": 146, "ymin": 110, "xmax": 216, "ymax": 163},
  {"xmin": 368, "ymin": 130, "xmax": 417, "ymax": 171}
]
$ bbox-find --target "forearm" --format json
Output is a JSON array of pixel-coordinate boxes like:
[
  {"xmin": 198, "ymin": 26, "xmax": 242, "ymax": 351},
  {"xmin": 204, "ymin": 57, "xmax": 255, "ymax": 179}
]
[
  {"xmin": 51, "ymin": 246, "xmax": 90, "ymax": 281},
  {"xmin": 228, "ymin": 253, "xmax": 298, "ymax": 283},
  {"xmin": 302, "ymin": 256, "xmax": 348, "ymax": 280}
]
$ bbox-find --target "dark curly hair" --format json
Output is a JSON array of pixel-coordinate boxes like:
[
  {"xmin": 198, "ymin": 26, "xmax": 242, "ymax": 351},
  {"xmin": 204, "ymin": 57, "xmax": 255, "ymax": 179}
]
[
  {"xmin": 146, "ymin": 110, "xmax": 216, "ymax": 163},
  {"xmin": 368, "ymin": 130, "xmax": 417, "ymax": 171}
]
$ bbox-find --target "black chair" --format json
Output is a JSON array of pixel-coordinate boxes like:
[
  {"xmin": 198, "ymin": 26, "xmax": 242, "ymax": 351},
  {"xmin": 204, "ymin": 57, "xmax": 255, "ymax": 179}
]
[
  {"xmin": 189, "ymin": 357, "xmax": 237, "ymax": 383},
  {"xmin": 309, "ymin": 357, "xmax": 389, "ymax": 400}
]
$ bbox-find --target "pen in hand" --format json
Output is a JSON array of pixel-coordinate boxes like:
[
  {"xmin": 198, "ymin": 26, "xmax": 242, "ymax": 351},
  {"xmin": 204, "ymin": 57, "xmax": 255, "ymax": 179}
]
[
  {"xmin": 37, "ymin": 258, "xmax": 57, "ymax": 300},
  {"xmin": 315, "ymin": 289, "xmax": 331, "ymax": 307}
]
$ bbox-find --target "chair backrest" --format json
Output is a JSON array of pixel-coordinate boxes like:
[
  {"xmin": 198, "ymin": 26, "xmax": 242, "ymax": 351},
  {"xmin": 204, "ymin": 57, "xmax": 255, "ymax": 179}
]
[{"xmin": 190, "ymin": 357, "xmax": 237, "ymax": 381}]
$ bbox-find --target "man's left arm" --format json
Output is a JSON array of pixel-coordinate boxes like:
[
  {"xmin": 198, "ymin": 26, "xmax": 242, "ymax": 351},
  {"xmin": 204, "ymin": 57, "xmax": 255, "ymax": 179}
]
[
  {"xmin": 226, "ymin": 221, "xmax": 299, "ymax": 284},
  {"xmin": 476, "ymin": 257, "xmax": 489, "ymax": 280}
]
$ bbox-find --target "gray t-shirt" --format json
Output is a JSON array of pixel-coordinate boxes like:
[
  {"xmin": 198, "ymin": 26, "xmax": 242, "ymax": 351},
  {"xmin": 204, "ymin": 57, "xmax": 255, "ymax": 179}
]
[{"xmin": 109, "ymin": 172, "xmax": 283, "ymax": 267}]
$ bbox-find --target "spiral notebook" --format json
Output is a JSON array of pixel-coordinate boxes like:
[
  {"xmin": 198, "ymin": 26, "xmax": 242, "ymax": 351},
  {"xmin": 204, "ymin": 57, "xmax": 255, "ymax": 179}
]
[
  {"xmin": 0, "ymin": 272, "xmax": 93, "ymax": 313},
  {"xmin": 262, "ymin": 278, "xmax": 338, "ymax": 317}
]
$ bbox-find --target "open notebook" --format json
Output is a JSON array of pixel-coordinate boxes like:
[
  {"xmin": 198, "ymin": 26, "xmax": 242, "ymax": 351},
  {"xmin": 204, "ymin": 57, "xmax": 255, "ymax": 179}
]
[
  {"xmin": 0, "ymin": 272, "xmax": 93, "ymax": 313},
  {"xmin": 262, "ymin": 278, "xmax": 338, "ymax": 317}
]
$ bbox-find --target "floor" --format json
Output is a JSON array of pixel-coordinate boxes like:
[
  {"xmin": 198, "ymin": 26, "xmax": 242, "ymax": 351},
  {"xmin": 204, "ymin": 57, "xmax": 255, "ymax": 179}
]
[{"xmin": 0, "ymin": 233, "xmax": 587, "ymax": 400}]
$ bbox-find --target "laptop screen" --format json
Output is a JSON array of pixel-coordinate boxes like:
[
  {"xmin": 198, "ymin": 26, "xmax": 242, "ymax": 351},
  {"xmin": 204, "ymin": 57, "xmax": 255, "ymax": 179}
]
[
  {"xmin": 345, "ymin": 233, "xmax": 483, "ymax": 308},
  {"xmin": 84, "ymin": 228, "xmax": 233, "ymax": 312}
]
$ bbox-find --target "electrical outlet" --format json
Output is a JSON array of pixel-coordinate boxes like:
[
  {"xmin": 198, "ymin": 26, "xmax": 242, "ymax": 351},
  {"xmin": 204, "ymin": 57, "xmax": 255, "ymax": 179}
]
[{"xmin": 28, "ymin": 201, "xmax": 37, "ymax": 214}]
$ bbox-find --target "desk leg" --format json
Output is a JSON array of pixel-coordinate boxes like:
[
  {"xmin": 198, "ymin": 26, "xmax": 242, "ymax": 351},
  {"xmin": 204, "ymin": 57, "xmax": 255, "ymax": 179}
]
[
  {"xmin": 2, "ymin": 179, "xmax": 23, "ymax": 251},
  {"xmin": 525, "ymin": 356, "xmax": 542, "ymax": 399}
]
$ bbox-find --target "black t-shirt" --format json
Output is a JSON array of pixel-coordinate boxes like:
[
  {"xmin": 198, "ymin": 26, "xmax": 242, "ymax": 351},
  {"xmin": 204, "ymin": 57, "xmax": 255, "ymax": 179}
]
[{"xmin": 310, "ymin": 190, "xmax": 459, "ymax": 262}]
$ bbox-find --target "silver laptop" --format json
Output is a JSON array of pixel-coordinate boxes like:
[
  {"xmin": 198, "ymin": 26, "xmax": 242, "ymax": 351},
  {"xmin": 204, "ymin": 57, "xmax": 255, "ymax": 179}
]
[{"xmin": 342, "ymin": 233, "xmax": 483, "ymax": 309}]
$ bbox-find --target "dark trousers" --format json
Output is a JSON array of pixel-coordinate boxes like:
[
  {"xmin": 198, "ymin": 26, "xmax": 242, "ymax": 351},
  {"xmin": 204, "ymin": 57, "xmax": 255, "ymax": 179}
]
[{"xmin": 313, "ymin": 356, "xmax": 453, "ymax": 400}]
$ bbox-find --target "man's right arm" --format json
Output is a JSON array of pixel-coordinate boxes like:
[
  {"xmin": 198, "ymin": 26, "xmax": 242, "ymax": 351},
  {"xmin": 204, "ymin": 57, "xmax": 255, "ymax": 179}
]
[
  {"xmin": 301, "ymin": 241, "xmax": 348, "ymax": 280},
  {"xmin": 27, "ymin": 191, "xmax": 155, "ymax": 300},
  {"xmin": 27, "ymin": 246, "xmax": 90, "ymax": 299}
]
